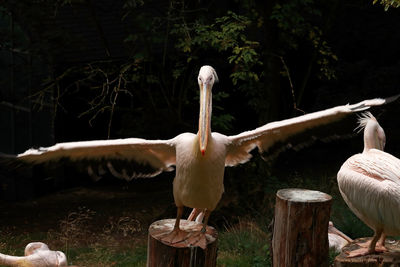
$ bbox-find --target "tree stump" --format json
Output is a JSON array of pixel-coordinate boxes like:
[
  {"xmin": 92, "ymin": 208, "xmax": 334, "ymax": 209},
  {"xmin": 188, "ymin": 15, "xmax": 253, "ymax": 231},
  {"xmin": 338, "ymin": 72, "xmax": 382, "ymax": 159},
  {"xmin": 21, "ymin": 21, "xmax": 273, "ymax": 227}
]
[
  {"xmin": 147, "ymin": 219, "xmax": 218, "ymax": 267},
  {"xmin": 272, "ymin": 188, "xmax": 332, "ymax": 267},
  {"xmin": 334, "ymin": 237, "xmax": 400, "ymax": 266}
]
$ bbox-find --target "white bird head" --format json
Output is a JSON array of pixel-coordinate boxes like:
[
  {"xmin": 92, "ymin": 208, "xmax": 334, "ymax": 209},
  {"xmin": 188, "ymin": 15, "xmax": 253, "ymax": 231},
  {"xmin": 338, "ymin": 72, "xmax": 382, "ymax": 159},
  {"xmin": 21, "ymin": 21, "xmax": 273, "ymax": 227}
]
[
  {"xmin": 198, "ymin": 65, "xmax": 219, "ymax": 86},
  {"xmin": 197, "ymin": 65, "xmax": 218, "ymax": 155},
  {"xmin": 357, "ymin": 112, "xmax": 386, "ymax": 152}
]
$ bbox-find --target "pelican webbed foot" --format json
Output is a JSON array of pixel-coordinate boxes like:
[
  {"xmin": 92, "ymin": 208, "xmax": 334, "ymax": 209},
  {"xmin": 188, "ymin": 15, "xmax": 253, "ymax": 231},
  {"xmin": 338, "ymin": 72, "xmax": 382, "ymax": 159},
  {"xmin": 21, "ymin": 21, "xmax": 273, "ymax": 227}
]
[
  {"xmin": 186, "ymin": 228, "xmax": 208, "ymax": 249},
  {"xmin": 156, "ymin": 225, "xmax": 212, "ymax": 249},
  {"xmin": 156, "ymin": 208, "xmax": 213, "ymax": 249},
  {"xmin": 158, "ymin": 227, "xmax": 189, "ymax": 245},
  {"xmin": 356, "ymin": 240, "xmax": 387, "ymax": 252},
  {"xmin": 345, "ymin": 246, "xmax": 385, "ymax": 258},
  {"xmin": 345, "ymin": 234, "xmax": 387, "ymax": 258},
  {"xmin": 187, "ymin": 209, "xmax": 213, "ymax": 249}
]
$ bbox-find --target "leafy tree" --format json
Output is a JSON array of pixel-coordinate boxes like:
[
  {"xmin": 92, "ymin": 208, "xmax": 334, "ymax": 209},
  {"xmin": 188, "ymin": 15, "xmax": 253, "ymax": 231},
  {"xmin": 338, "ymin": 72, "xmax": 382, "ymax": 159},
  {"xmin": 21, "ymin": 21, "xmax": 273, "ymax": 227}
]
[{"xmin": 270, "ymin": 0, "xmax": 338, "ymax": 107}]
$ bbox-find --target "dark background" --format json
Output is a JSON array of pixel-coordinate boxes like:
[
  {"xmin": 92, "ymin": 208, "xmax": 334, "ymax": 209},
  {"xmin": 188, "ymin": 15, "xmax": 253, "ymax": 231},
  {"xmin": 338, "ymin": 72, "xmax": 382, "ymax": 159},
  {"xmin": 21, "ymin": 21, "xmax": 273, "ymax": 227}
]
[{"xmin": 0, "ymin": 0, "xmax": 399, "ymax": 207}]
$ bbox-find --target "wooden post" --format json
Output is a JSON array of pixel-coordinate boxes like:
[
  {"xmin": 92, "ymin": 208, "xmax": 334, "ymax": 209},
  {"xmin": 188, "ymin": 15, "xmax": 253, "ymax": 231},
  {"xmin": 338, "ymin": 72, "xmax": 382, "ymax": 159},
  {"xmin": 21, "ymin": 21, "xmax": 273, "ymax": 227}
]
[
  {"xmin": 334, "ymin": 237, "xmax": 400, "ymax": 266},
  {"xmin": 272, "ymin": 188, "xmax": 332, "ymax": 267},
  {"xmin": 147, "ymin": 219, "xmax": 218, "ymax": 267}
]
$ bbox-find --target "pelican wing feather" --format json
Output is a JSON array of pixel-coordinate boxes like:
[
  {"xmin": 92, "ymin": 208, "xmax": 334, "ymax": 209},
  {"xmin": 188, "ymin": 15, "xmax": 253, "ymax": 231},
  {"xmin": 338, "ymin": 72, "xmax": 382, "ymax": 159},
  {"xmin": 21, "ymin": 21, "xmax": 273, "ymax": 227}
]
[
  {"xmin": 225, "ymin": 97, "xmax": 393, "ymax": 167},
  {"xmin": 349, "ymin": 149, "xmax": 400, "ymax": 185},
  {"xmin": 15, "ymin": 138, "xmax": 177, "ymax": 180}
]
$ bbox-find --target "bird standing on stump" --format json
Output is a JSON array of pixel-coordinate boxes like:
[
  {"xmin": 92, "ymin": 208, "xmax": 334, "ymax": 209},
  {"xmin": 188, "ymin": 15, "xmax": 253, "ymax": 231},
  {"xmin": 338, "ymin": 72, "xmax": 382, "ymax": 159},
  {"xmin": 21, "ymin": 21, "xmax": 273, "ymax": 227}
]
[{"xmin": 337, "ymin": 112, "xmax": 400, "ymax": 257}]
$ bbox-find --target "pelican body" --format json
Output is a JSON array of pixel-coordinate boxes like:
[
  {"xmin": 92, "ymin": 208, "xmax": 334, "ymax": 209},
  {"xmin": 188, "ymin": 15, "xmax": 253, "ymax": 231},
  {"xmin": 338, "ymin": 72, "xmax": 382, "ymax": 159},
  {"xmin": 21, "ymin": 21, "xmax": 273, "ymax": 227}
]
[
  {"xmin": 0, "ymin": 242, "xmax": 67, "ymax": 267},
  {"xmin": 173, "ymin": 132, "xmax": 226, "ymax": 211},
  {"xmin": 9, "ymin": 66, "xmax": 397, "ymax": 249},
  {"xmin": 337, "ymin": 112, "xmax": 400, "ymax": 257}
]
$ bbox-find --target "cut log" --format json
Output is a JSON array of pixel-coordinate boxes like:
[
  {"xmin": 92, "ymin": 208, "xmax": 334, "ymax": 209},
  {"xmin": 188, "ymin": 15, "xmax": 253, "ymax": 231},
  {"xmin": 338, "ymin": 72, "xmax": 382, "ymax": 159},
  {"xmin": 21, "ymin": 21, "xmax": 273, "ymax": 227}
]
[
  {"xmin": 147, "ymin": 219, "xmax": 218, "ymax": 267},
  {"xmin": 334, "ymin": 237, "xmax": 400, "ymax": 266},
  {"xmin": 272, "ymin": 188, "xmax": 332, "ymax": 267}
]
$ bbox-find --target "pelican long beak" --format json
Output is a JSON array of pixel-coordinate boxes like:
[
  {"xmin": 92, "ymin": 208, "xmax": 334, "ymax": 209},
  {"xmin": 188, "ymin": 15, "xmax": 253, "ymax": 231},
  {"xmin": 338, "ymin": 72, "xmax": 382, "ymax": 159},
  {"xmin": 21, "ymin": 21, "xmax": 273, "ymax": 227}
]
[
  {"xmin": 328, "ymin": 223, "xmax": 353, "ymax": 243},
  {"xmin": 199, "ymin": 82, "xmax": 212, "ymax": 156}
]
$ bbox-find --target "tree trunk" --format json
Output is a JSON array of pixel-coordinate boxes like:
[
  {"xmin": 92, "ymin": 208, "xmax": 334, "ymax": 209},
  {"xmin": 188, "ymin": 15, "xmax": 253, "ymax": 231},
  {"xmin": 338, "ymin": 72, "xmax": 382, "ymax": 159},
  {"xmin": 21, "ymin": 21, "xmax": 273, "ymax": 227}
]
[
  {"xmin": 334, "ymin": 237, "xmax": 400, "ymax": 266},
  {"xmin": 272, "ymin": 188, "xmax": 332, "ymax": 267},
  {"xmin": 147, "ymin": 219, "xmax": 218, "ymax": 267}
]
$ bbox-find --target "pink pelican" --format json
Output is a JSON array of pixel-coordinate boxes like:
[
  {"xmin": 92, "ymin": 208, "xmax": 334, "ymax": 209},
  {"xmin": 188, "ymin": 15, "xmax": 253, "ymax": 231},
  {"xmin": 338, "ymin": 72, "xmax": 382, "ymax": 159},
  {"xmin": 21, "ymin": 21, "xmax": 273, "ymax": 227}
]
[
  {"xmin": 337, "ymin": 112, "xmax": 400, "ymax": 257},
  {"xmin": 0, "ymin": 242, "xmax": 67, "ymax": 267},
  {"xmin": 10, "ymin": 66, "xmax": 396, "ymax": 249}
]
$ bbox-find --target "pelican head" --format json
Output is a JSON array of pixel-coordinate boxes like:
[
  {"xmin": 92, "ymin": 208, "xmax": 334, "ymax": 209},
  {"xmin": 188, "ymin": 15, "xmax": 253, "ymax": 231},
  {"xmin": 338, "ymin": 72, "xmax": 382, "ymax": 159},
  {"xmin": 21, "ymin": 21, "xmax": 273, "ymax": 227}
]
[
  {"xmin": 357, "ymin": 112, "xmax": 386, "ymax": 152},
  {"xmin": 198, "ymin": 65, "xmax": 218, "ymax": 155}
]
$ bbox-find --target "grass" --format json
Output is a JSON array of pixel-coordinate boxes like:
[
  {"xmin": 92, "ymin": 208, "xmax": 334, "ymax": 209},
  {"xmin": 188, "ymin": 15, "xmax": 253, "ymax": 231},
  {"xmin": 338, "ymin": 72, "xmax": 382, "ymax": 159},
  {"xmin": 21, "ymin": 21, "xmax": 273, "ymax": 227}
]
[
  {"xmin": 66, "ymin": 245, "xmax": 147, "ymax": 267},
  {"xmin": 0, "ymin": 212, "xmax": 345, "ymax": 267},
  {"xmin": 0, "ymin": 206, "xmax": 149, "ymax": 267},
  {"xmin": 0, "ymin": 215, "xmax": 273, "ymax": 267},
  {"xmin": 217, "ymin": 220, "xmax": 271, "ymax": 267},
  {"xmin": 0, "ymin": 202, "xmax": 346, "ymax": 267}
]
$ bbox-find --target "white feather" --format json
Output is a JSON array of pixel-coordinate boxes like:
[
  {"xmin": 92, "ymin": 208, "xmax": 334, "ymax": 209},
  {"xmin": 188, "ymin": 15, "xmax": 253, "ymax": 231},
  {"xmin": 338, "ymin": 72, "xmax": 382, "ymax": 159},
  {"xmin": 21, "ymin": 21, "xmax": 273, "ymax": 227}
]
[{"xmin": 337, "ymin": 114, "xmax": 400, "ymax": 252}]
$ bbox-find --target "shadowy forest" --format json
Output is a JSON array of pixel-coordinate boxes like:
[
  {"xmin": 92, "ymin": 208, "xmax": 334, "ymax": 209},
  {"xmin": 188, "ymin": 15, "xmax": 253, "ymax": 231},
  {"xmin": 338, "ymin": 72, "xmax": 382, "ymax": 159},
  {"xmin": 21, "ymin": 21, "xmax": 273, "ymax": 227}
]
[{"xmin": 1, "ymin": 0, "xmax": 399, "ymax": 147}]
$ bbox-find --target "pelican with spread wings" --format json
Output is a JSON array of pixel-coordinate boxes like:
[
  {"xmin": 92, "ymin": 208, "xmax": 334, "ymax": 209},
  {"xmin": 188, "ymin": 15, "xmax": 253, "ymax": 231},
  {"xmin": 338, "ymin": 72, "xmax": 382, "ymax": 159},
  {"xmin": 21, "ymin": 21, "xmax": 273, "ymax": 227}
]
[{"xmin": 9, "ymin": 66, "xmax": 397, "ymax": 249}]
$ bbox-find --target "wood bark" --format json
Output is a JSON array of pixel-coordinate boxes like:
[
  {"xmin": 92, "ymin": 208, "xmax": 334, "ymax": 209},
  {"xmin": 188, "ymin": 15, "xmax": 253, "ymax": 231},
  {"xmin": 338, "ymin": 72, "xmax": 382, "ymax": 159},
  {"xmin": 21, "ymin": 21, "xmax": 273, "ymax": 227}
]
[
  {"xmin": 334, "ymin": 237, "xmax": 400, "ymax": 266},
  {"xmin": 272, "ymin": 188, "xmax": 332, "ymax": 267},
  {"xmin": 147, "ymin": 219, "xmax": 218, "ymax": 267}
]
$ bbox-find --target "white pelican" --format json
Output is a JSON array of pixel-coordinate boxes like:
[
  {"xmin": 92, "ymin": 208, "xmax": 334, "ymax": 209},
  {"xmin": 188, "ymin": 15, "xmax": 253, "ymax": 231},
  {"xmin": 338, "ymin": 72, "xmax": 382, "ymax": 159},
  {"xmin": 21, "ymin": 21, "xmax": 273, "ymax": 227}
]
[
  {"xmin": 328, "ymin": 221, "xmax": 353, "ymax": 253},
  {"xmin": 7, "ymin": 66, "xmax": 397, "ymax": 249},
  {"xmin": 337, "ymin": 112, "xmax": 400, "ymax": 257},
  {"xmin": 0, "ymin": 242, "xmax": 67, "ymax": 266}
]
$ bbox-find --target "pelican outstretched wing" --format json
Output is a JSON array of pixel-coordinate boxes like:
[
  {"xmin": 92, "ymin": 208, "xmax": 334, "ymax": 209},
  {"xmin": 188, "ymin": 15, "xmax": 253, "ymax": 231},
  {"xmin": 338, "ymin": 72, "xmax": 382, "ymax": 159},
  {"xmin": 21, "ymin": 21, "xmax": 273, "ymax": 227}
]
[
  {"xmin": 225, "ymin": 95, "xmax": 399, "ymax": 166},
  {"xmin": 10, "ymin": 138, "xmax": 177, "ymax": 180}
]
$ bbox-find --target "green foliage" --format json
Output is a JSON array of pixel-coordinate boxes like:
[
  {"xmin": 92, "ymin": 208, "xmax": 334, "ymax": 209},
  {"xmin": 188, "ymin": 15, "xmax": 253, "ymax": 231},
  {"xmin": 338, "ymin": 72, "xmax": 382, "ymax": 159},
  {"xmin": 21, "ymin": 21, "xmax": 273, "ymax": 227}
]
[
  {"xmin": 271, "ymin": 0, "xmax": 337, "ymax": 81},
  {"xmin": 123, "ymin": 0, "xmax": 144, "ymax": 8},
  {"xmin": 66, "ymin": 245, "xmax": 147, "ymax": 267},
  {"xmin": 172, "ymin": 10, "xmax": 262, "ymax": 86},
  {"xmin": 0, "ymin": 227, "xmax": 30, "ymax": 256},
  {"xmin": 329, "ymin": 248, "xmax": 340, "ymax": 265},
  {"xmin": 309, "ymin": 27, "xmax": 338, "ymax": 80},
  {"xmin": 271, "ymin": 0, "xmax": 321, "ymax": 48},
  {"xmin": 373, "ymin": 0, "xmax": 400, "ymax": 10}
]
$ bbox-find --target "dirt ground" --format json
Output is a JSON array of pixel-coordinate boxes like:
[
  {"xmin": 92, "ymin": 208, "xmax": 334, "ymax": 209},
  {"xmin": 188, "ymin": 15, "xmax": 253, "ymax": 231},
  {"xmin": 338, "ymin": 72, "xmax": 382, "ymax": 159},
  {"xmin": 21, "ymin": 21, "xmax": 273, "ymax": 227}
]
[{"xmin": 0, "ymin": 175, "xmax": 180, "ymax": 251}]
